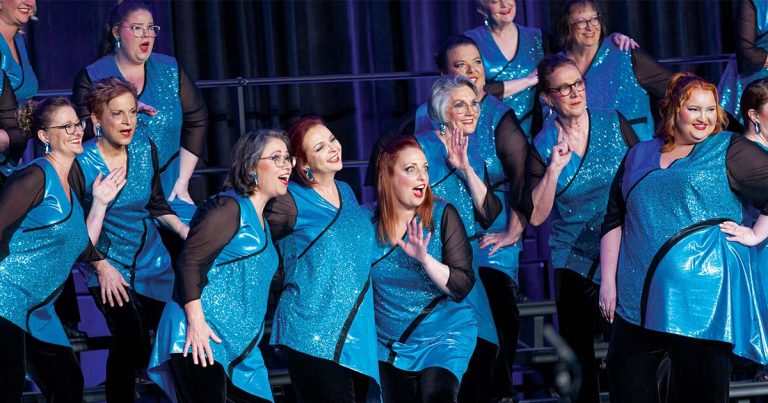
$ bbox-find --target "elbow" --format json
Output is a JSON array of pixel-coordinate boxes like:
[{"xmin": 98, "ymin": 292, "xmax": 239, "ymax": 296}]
[{"xmin": 529, "ymin": 211, "xmax": 545, "ymax": 226}]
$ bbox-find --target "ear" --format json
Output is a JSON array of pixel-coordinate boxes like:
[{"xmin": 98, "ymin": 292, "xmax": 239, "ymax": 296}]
[
  {"xmin": 111, "ymin": 25, "xmax": 120, "ymax": 41},
  {"xmin": 540, "ymin": 93, "xmax": 553, "ymax": 108},
  {"xmin": 476, "ymin": 5, "xmax": 489, "ymax": 19},
  {"xmin": 36, "ymin": 129, "xmax": 48, "ymax": 145},
  {"xmin": 747, "ymin": 109, "xmax": 759, "ymax": 124},
  {"xmin": 90, "ymin": 113, "xmax": 100, "ymax": 127}
]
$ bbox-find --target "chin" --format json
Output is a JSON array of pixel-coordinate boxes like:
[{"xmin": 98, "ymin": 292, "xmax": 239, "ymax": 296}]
[{"xmin": 462, "ymin": 124, "xmax": 478, "ymax": 134}]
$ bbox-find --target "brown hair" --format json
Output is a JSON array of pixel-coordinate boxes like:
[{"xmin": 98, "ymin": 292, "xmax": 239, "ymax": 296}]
[
  {"xmin": 224, "ymin": 129, "xmax": 291, "ymax": 196},
  {"xmin": 557, "ymin": 0, "xmax": 607, "ymax": 50},
  {"xmin": 657, "ymin": 72, "xmax": 728, "ymax": 152},
  {"xmin": 286, "ymin": 116, "xmax": 325, "ymax": 187},
  {"xmin": 536, "ymin": 53, "xmax": 581, "ymax": 94},
  {"xmin": 18, "ymin": 97, "xmax": 75, "ymax": 143},
  {"xmin": 374, "ymin": 135, "xmax": 435, "ymax": 246},
  {"xmin": 84, "ymin": 77, "xmax": 138, "ymax": 119},
  {"xmin": 740, "ymin": 78, "xmax": 768, "ymax": 125}
]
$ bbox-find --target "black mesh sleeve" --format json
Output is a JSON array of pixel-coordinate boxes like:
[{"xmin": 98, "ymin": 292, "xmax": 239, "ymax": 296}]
[
  {"xmin": 600, "ymin": 156, "xmax": 627, "ymax": 237},
  {"xmin": 617, "ymin": 112, "xmax": 640, "ymax": 147},
  {"xmin": 174, "ymin": 195, "xmax": 240, "ymax": 304},
  {"xmin": 71, "ymin": 68, "xmax": 97, "ymax": 141},
  {"xmin": 0, "ymin": 165, "xmax": 44, "ymax": 260},
  {"xmin": 0, "ymin": 74, "xmax": 22, "ymax": 164},
  {"xmin": 146, "ymin": 141, "xmax": 176, "ymax": 218},
  {"xmin": 178, "ymin": 65, "xmax": 208, "ymax": 159},
  {"xmin": 494, "ymin": 109, "xmax": 530, "ymax": 211},
  {"xmin": 631, "ymin": 49, "xmax": 673, "ymax": 99},
  {"xmin": 520, "ymin": 144, "xmax": 548, "ymax": 220},
  {"xmin": 263, "ymin": 192, "xmax": 298, "ymax": 241},
  {"xmin": 726, "ymin": 133, "xmax": 768, "ymax": 214},
  {"xmin": 441, "ymin": 203, "xmax": 475, "ymax": 301},
  {"xmin": 736, "ymin": 0, "xmax": 768, "ymax": 75}
]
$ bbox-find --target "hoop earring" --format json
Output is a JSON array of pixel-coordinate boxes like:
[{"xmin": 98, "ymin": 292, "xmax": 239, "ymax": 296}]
[
  {"xmin": 249, "ymin": 171, "xmax": 258, "ymax": 187},
  {"xmin": 44, "ymin": 142, "xmax": 50, "ymax": 154},
  {"xmin": 755, "ymin": 121, "xmax": 762, "ymax": 135},
  {"xmin": 304, "ymin": 166, "xmax": 314, "ymax": 182}
]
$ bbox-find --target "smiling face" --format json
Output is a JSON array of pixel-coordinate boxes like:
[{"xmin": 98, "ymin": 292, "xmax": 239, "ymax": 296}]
[
  {"xmin": 444, "ymin": 44, "xmax": 486, "ymax": 91},
  {"xmin": 568, "ymin": 2, "xmax": 601, "ymax": 48},
  {"xmin": 0, "ymin": 0, "xmax": 35, "ymax": 27},
  {"xmin": 112, "ymin": 9, "xmax": 155, "ymax": 64},
  {"xmin": 444, "ymin": 86, "xmax": 480, "ymax": 134},
  {"xmin": 541, "ymin": 64, "xmax": 586, "ymax": 119},
  {"xmin": 38, "ymin": 106, "xmax": 84, "ymax": 158},
  {"xmin": 674, "ymin": 88, "xmax": 718, "ymax": 145},
  {"xmin": 483, "ymin": 0, "xmax": 516, "ymax": 26},
  {"xmin": 94, "ymin": 92, "xmax": 137, "ymax": 148},
  {"xmin": 302, "ymin": 124, "xmax": 342, "ymax": 176},
  {"xmin": 254, "ymin": 137, "xmax": 291, "ymax": 198},
  {"xmin": 391, "ymin": 146, "xmax": 430, "ymax": 211}
]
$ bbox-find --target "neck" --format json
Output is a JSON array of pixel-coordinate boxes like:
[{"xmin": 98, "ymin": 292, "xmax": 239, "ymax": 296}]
[
  {"xmin": 312, "ymin": 172, "xmax": 335, "ymax": 189},
  {"xmin": 394, "ymin": 204, "xmax": 416, "ymax": 228},
  {"xmin": 489, "ymin": 20, "xmax": 515, "ymax": 35},
  {"xmin": 249, "ymin": 191, "xmax": 268, "ymax": 218},
  {"xmin": 0, "ymin": 18, "xmax": 17, "ymax": 42},
  {"xmin": 567, "ymin": 44, "xmax": 598, "ymax": 70},
  {"xmin": 114, "ymin": 51, "xmax": 143, "ymax": 70},
  {"xmin": 557, "ymin": 112, "xmax": 588, "ymax": 135},
  {"xmin": 97, "ymin": 137, "xmax": 126, "ymax": 159},
  {"xmin": 44, "ymin": 152, "xmax": 74, "ymax": 175}
]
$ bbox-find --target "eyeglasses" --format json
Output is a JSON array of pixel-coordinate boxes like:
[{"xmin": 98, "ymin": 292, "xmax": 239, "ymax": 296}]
[
  {"xmin": 547, "ymin": 79, "xmax": 586, "ymax": 97},
  {"xmin": 570, "ymin": 15, "xmax": 601, "ymax": 30},
  {"xmin": 44, "ymin": 121, "xmax": 86, "ymax": 135},
  {"xmin": 122, "ymin": 24, "xmax": 160, "ymax": 38},
  {"xmin": 260, "ymin": 154, "xmax": 296, "ymax": 168},
  {"xmin": 453, "ymin": 100, "xmax": 480, "ymax": 115}
]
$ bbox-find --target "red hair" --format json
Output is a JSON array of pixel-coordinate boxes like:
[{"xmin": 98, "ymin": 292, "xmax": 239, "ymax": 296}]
[
  {"xmin": 375, "ymin": 135, "xmax": 435, "ymax": 246},
  {"xmin": 286, "ymin": 116, "xmax": 325, "ymax": 187},
  {"xmin": 657, "ymin": 72, "xmax": 728, "ymax": 152}
]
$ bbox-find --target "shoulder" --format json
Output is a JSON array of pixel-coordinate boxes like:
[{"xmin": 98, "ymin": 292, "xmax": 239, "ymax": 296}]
[
  {"xmin": 517, "ymin": 23, "xmax": 542, "ymax": 38},
  {"xmin": 464, "ymin": 26, "xmax": 485, "ymax": 40},
  {"xmin": 150, "ymin": 53, "xmax": 178, "ymax": 67}
]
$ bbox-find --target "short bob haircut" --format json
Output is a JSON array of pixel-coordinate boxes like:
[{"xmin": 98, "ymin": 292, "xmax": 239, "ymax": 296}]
[
  {"xmin": 740, "ymin": 77, "xmax": 768, "ymax": 125},
  {"xmin": 657, "ymin": 72, "xmax": 728, "ymax": 152},
  {"xmin": 224, "ymin": 129, "xmax": 291, "ymax": 196},
  {"xmin": 427, "ymin": 76, "xmax": 477, "ymax": 125},
  {"xmin": 286, "ymin": 115, "xmax": 327, "ymax": 187},
  {"xmin": 18, "ymin": 97, "xmax": 76, "ymax": 146},
  {"xmin": 375, "ymin": 135, "xmax": 435, "ymax": 246},
  {"xmin": 434, "ymin": 34, "xmax": 481, "ymax": 74},
  {"xmin": 536, "ymin": 53, "xmax": 581, "ymax": 94},
  {"xmin": 556, "ymin": 0, "xmax": 608, "ymax": 51},
  {"xmin": 85, "ymin": 77, "xmax": 137, "ymax": 119}
]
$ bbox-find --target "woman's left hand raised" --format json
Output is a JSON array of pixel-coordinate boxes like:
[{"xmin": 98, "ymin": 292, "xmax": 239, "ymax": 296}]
[
  {"xmin": 92, "ymin": 167, "xmax": 127, "ymax": 207},
  {"xmin": 397, "ymin": 217, "xmax": 432, "ymax": 264},
  {"xmin": 446, "ymin": 123, "xmax": 471, "ymax": 172}
]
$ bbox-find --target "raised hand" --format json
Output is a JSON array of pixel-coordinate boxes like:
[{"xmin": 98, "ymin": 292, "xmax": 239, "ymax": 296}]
[
  {"xmin": 446, "ymin": 123, "xmax": 471, "ymax": 172},
  {"xmin": 610, "ymin": 32, "xmax": 639, "ymax": 51},
  {"xmin": 138, "ymin": 101, "xmax": 158, "ymax": 117},
  {"xmin": 92, "ymin": 167, "xmax": 127, "ymax": 207},
  {"xmin": 396, "ymin": 217, "xmax": 433, "ymax": 264}
]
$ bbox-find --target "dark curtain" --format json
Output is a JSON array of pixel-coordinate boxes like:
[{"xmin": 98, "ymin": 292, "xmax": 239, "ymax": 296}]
[{"xmin": 29, "ymin": 0, "xmax": 737, "ymax": 201}]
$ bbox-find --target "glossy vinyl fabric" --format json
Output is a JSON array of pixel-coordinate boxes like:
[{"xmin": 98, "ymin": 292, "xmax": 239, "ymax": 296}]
[
  {"xmin": 86, "ymin": 53, "xmax": 195, "ymax": 223},
  {"xmin": 271, "ymin": 181, "xmax": 380, "ymax": 386},
  {"xmin": 149, "ymin": 190, "xmax": 278, "ymax": 402},
  {"xmin": 76, "ymin": 135, "xmax": 174, "ymax": 301},
  {"xmin": 415, "ymin": 130, "xmax": 498, "ymax": 346},
  {"xmin": 0, "ymin": 159, "xmax": 88, "ymax": 347},
  {"xmin": 0, "ymin": 34, "xmax": 38, "ymax": 103},
  {"xmin": 371, "ymin": 200, "xmax": 477, "ymax": 380},
  {"xmin": 577, "ymin": 38, "xmax": 655, "ymax": 141},
  {"xmin": 465, "ymin": 24, "xmax": 544, "ymax": 139},
  {"xmin": 533, "ymin": 109, "xmax": 627, "ymax": 283},
  {"xmin": 616, "ymin": 133, "xmax": 744, "ymax": 329}
]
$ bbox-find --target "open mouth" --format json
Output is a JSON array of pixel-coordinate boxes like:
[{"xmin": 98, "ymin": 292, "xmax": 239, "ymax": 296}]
[
  {"xmin": 139, "ymin": 41, "xmax": 150, "ymax": 52},
  {"xmin": 328, "ymin": 154, "xmax": 340, "ymax": 163},
  {"xmin": 570, "ymin": 101, "xmax": 583, "ymax": 108},
  {"xmin": 412, "ymin": 184, "xmax": 426, "ymax": 198},
  {"xmin": 278, "ymin": 174, "xmax": 289, "ymax": 186},
  {"xmin": 119, "ymin": 129, "xmax": 133, "ymax": 138},
  {"xmin": 692, "ymin": 123, "xmax": 708, "ymax": 131},
  {"xmin": 461, "ymin": 118, "xmax": 475, "ymax": 125},
  {"xmin": 467, "ymin": 76, "xmax": 478, "ymax": 84}
]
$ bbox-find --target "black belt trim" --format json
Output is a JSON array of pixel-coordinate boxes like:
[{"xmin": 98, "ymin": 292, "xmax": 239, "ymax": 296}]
[{"xmin": 386, "ymin": 295, "xmax": 447, "ymax": 364}]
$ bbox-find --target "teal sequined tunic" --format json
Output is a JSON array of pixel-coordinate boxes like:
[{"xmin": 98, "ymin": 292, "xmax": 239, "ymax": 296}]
[{"xmin": 0, "ymin": 33, "xmax": 37, "ymax": 103}]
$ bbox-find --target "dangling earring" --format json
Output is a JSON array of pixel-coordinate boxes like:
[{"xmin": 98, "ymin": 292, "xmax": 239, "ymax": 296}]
[
  {"xmin": 304, "ymin": 166, "xmax": 314, "ymax": 181},
  {"xmin": 44, "ymin": 142, "xmax": 50, "ymax": 154},
  {"xmin": 755, "ymin": 121, "xmax": 762, "ymax": 135},
  {"xmin": 249, "ymin": 171, "xmax": 258, "ymax": 187},
  {"xmin": 114, "ymin": 37, "xmax": 121, "ymax": 52},
  {"xmin": 439, "ymin": 123, "xmax": 447, "ymax": 135},
  {"xmin": 95, "ymin": 125, "xmax": 103, "ymax": 139},
  {"xmin": 483, "ymin": 18, "xmax": 490, "ymax": 27}
]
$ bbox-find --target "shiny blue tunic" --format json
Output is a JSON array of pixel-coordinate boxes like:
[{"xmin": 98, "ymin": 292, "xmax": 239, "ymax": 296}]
[
  {"xmin": 616, "ymin": 133, "xmax": 768, "ymax": 364},
  {"xmin": 371, "ymin": 200, "xmax": 477, "ymax": 380},
  {"xmin": 415, "ymin": 130, "xmax": 498, "ymax": 346},
  {"xmin": 270, "ymin": 181, "xmax": 379, "ymax": 386},
  {"xmin": 576, "ymin": 38, "xmax": 655, "ymax": 141},
  {"xmin": 533, "ymin": 109, "xmax": 628, "ymax": 283},
  {"xmin": 0, "ymin": 33, "xmax": 37, "ymax": 103},
  {"xmin": 0, "ymin": 159, "xmax": 88, "ymax": 347},
  {"xmin": 85, "ymin": 53, "xmax": 195, "ymax": 222},
  {"xmin": 149, "ymin": 190, "xmax": 277, "ymax": 402},
  {"xmin": 465, "ymin": 24, "xmax": 544, "ymax": 139},
  {"xmin": 76, "ymin": 134, "xmax": 174, "ymax": 302},
  {"xmin": 718, "ymin": 1, "xmax": 768, "ymax": 124}
]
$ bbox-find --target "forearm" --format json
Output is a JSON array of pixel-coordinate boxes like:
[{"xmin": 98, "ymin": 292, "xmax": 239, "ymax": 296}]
[
  {"xmin": 599, "ymin": 226, "xmax": 622, "ymax": 286},
  {"xmin": 460, "ymin": 166, "xmax": 489, "ymax": 215},
  {"xmin": 503, "ymin": 77, "xmax": 537, "ymax": 98},
  {"xmin": 0, "ymin": 129, "xmax": 8, "ymax": 155},
  {"xmin": 177, "ymin": 147, "xmax": 199, "ymax": 189},
  {"xmin": 157, "ymin": 214, "xmax": 188, "ymax": 235},
  {"xmin": 751, "ymin": 214, "xmax": 768, "ymax": 242},
  {"xmin": 86, "ymin": 202, "xmax": 109, "ymax": 245},
  {"xmin": 419, "ymin": 253, "xmax": 453, "ymax": 296},
  {"xmin": 530, "ymin": 166, "xmax": 561, "ymax": 225},
  {"xmin": 184, "ymin": 299, "xmax": 206, "ymax": 324}
]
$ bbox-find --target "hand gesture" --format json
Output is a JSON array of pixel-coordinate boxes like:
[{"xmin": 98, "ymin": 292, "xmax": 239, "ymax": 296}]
[
  {"xmin": 479, "ymin": 225, "xmax": 523, "ymax": 256},
  {"xmin": 610, "ymin": 32, "xmax": 639, "ymax": 51},
  {"xmin": 720, "ymin": 221, "xmax": 764, "ymax": 246},
  {"xmin": 526, "ymin": 69, "xmax": 539, "ymax": 88},
  {"xmin": 168, "ymin": 178, "xmax": 194, "ymax": 204},
  {"xmin": 446, "ymin": 123, "xmax": 471, "ymax": 172},
  {"xmin": 599, "ymin": 279, "xmax": 617, "ymax": 323},
  {"xmin": 396, "ymin": 217, "xmax": 432, "ymax": 264},
  {"xmin": 138, "ymin": 101, "xmax": 158, "ymax": 117},
  {"xmin": 94, "ymin": 259, "xmax": 130, "ymax": 308},
  {"xmin": 183, "ymin": 305, "xmax": 222, "ymax": 367},
  {"xmin": 92, "ymin": 167, "xmax": 127, "ymax": 207}
]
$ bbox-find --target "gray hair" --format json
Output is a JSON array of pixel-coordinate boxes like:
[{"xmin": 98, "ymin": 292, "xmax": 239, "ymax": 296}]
[
  {"xmin": 427, "ymin": 76, "xmax": 477, "ymax": 125},
  {"xmin": 224, "ymin": 129, "xmax": 290, "ymax": 196}
]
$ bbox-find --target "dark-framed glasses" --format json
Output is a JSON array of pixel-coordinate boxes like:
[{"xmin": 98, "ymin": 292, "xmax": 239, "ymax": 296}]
[
  {"xmin": 261, "ymin": 154, "xmax": 296, "ymax": 168},
  {"xmin": 123, "ymin": 24, "xmax": 160, "ymax": 38},
  {"xmin": 44, "ymin": 120, "xmax": 86, "ymax": 135},
  {"xmin": 453, "ymin": 100, "xmax": 480, "ymax": 115},
  {"xmin": 570, "ymin": 15, "xmax": 601, "ymax": 30},
  {"xmin": 548, "ymin": 79, "xmax": 586, "ymax": 97}
]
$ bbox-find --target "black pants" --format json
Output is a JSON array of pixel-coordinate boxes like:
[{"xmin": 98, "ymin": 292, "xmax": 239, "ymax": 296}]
[
  {"xmin": 379, "ymin": 361, "xmax": 460, "ymax": 403},
  {"xmin": 458, "ymin": 337, "xmax": 498, "ymax": 403},
  {"xmin": 0, "ymin": 316, "xmax": 84, "ymax": 401},
  {"xmin": 168, "ymin": 353, "xmax": 270, "ymax": 402},
  {"xmin": 479, "ymin": 267, "xmax": 520, "ymax": 398},
  {"xmin": 555, "ymin": 269, "xmax": 611, "ymax": 403},
  {"xmin": 89, "ymin": 287, "xmax": 165, "ymax": 402},
  {"xmin": 607, "ymin": 316, "xmax": 732, "ymax": 403},
  {"xmin": 54, "ymin": 272, "xmax": 81, "ymax": 328},
  {"xmin": 282, "ymin": 346, "xmax": 370, "ymax": 403}
]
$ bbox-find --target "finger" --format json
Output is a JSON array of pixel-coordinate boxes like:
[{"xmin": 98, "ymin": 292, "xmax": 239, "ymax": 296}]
[
  {"xmin": 105, "ymin": 287, "xmax": 115, "ymax": 308},
  {"xmin": 210, "ymin": 329, "xmax": 222, "ymax": 344},
  {"xmin": 168, "ymin": 191, "xmax": 177, "ymax": 202},
  {"xmin": 205, "ymin": 342, "xmax": 215, "ymax": 366},
  {"xmin": 120, "ymin": 276, "xmax": 130, "ymax": 288},
  {"xmin": 423, "ymin": 231, "xmax": 432, "ymax": 246},
  {"xmin": 396, "ymin": 239, "xmax": 406, "ymax": 249},
  {"xmin": 183, "ymin": 340, "xmax": 191, "ymax": 358},
  {"xmin": 94, "ymin": 173, "xmax": 103, "ymax": 185},
  {"xmin": 199, "ymin": 344, "xmax": 208, "ymax": 367},
  {"xmin": 117, "ymin": 285, "xmax": 130, "ymax": 306},
  {"xmin": 489, "ymin": 242, "xmax": 502, "ymax": 256},
  {"xmin": 101, "ymin": 286, "xmax": 107, "ymax": 305},
  {"xmin": 191, "ymin": 343, "xmax": 199, "ymax": 365}
]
